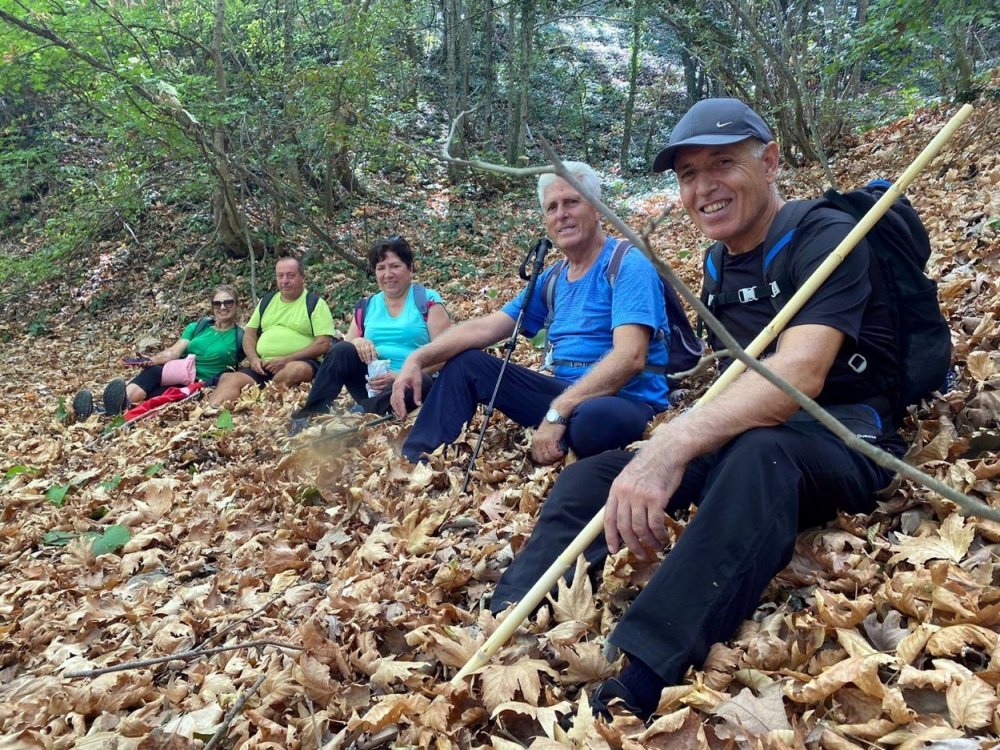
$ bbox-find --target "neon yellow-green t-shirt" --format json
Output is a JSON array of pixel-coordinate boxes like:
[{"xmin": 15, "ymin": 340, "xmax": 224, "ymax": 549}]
[{"xmin": 246, "ymin": 292, "xmax": 335, "ymax": 359}]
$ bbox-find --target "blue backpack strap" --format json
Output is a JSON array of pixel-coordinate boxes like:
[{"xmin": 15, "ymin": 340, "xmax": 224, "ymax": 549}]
[
  {"xmin": 541, "ymin": 259, "xmax": 568, "ymax": 330},
  {"xmin": 605, "ymin": 238, "xmax": 633, "ymax": 287},
  {"xmin": 411, "ymin": 283, "xmax": 429, "ymax": 319},
  {"xmin": 761, "ymin": 199, "xmax": 823, "ymax": 311}
]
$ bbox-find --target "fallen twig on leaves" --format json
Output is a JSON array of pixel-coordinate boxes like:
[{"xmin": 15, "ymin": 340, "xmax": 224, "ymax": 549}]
[
  {"xmin": 64, "ymin": 639, "xmax": 302, "ymax": 678},
  {"xmin": 203, "ymin": 673, "xmax": 267, "ymax": 750}
]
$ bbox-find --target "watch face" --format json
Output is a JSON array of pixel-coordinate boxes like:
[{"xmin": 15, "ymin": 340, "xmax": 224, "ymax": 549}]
[{"xmin": 546, "ymin": 408, "xmax": 561, "ymax": 424}]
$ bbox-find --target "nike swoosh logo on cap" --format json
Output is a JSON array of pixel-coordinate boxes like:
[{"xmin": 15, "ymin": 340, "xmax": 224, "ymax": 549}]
[{"xmin": 716, "ymin": 121, "xmax": 733, "ymax": 128}]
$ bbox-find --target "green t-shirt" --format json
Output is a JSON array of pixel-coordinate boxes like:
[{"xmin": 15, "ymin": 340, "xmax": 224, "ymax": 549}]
[
  {"xmin": 181, "ymin": 321, "xmax": 242, "ymax": 380},
  {"xmin": 246, "ymin": 291, "xmax": 335, "ymax": 360}
]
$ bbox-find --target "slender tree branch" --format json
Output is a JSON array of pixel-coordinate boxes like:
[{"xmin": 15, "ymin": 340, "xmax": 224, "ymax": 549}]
[
  {"xmin": 203, "ymin": 673, "xmax": 267, "ymax": 750},
  {"xmin": 64, "ymin": 640, "xmax": 302, "ymax": 678}
]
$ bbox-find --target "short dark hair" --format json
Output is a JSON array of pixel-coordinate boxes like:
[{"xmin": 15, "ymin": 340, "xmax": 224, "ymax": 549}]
[
  {"xmin": 368, "ymin": 236, "xmax": 414, "ymax": 272},
  {"xmin": 276, "ymin": 256, "xmax": 305, "ymax": 276}
]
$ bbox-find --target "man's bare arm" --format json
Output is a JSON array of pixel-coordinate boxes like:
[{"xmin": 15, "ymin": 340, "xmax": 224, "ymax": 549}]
[{"xmin": 606, "ymin": 323, "xmax": 845, "ymax": 558}]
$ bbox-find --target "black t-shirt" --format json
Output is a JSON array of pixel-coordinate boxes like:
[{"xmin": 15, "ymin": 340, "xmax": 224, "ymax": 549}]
[{"xmin": 710, "ymin": 206, "xmax": 898, "ymax": 408}]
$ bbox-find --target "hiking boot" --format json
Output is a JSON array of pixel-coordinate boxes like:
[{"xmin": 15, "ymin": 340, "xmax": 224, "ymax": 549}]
[
  {"xmin": 288, "ymin": 416, "xmax": 311, "ymax": 437},
  {"xmin": 72, "ymin": 389, "xmax": 94, "ymax": 420},
  {"xmin": 103, "ymin": 378, "xmax": 128, "ymax": 417},
  {"xmin": 590, "ymin": 677, "xmax": 647, "ymax": 720}
]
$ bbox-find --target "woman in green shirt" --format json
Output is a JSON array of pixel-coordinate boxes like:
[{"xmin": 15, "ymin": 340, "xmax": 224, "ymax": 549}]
[{"xmin": 73, "ymin": 285, "xmax": 244, "ymax": 418}]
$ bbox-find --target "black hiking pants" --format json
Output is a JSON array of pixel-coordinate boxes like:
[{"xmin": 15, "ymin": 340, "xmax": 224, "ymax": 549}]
[{"xmin": 492, "ymin": 405, "xmax": 897, "ymax": 685}]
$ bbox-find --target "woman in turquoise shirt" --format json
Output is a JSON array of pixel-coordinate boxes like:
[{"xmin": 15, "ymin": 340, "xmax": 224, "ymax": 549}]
[{"xmin": 290, "ymin": 236, "xmax": 450, "ymax": 429}]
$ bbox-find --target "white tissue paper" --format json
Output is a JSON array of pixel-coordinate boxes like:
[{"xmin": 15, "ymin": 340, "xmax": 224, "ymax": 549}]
[{"xmin": 366, "ymin": 359, "xmax": 391, "ymax": 397}]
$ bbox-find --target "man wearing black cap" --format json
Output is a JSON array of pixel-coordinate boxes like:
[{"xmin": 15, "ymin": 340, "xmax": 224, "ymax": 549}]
[{"xmin": 490, "ymin": 98, "xmax": 903, "ymax": 721}]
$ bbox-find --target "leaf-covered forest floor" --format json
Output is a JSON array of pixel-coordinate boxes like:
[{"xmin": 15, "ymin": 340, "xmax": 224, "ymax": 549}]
[{"xmin": 2, "ymin": 91, "xmax": 1000, "ymax": 749}]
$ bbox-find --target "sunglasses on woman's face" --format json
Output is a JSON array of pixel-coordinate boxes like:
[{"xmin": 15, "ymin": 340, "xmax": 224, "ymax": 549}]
[{"xmin": 212, "ymin": 299, "xmax": 236, "ymax": 308}]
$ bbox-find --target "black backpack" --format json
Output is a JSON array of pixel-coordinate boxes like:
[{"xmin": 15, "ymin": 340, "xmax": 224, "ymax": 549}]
[
  {"xmin": 701, "ymin": 179, "xmax": 951, "ymax": 414},
  {"xmin": 190, "ymin": 316, "xmax": 245, "ymax": 370},
  {"xmin": 542, "ymin": 239, "xmax": 704, "ymax": 388},
  {"xmin": 353, "ymin": 283, "xmax": 430, "ymax": 336},
  {"xmin": 256, "ymin": 290, "xmax": 320, "ymax": 336}
]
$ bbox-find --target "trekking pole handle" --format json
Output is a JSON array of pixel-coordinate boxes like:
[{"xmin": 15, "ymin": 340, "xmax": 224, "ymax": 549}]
[{"xmin": 519, "ymin": 238, "xmax": 552, "ymax": 281}]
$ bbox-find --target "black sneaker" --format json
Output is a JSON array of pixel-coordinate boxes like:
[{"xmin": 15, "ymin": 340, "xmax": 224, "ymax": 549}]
[
  {"xmin": 103, "ymin": 378, "xmax": 128, "ymax": 417},
  {"xmin": 591, "ymin": 677, "xmax": 648, "ymax": 720},
  {"xmin": 72, "ymin": 389, "xmax": 94, "ymax": 420}
]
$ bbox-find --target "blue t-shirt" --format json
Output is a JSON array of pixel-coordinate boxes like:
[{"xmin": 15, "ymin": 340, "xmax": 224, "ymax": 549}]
[
  {"xmin": 363, "ymin": 285, "xmax": 444, "ymax": 371},
  {"xmin": 501, "ymin": 237, "xmax": 670, "ymax": 409}
]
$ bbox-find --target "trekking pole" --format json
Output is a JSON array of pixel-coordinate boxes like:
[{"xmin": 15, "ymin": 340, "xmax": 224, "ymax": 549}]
[
  {"xmin": 451, "ymin": 102, "xmax": 974, "ymax": 684},
  {"xmin": 289, "ymin": 412, "xmax": 397, "ymax": 451},
  {"xmin": 461, "ymin": 237, "xmax": 552, "ymax": 493}
]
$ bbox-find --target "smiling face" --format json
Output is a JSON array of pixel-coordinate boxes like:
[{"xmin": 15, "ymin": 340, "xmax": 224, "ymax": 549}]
[
  {"xmin": 211, "ymin": 291, "xmax": 238, "ymax": 325},
  {"xmin": 542, "ymin": 178, "xmax": 603, "ymax": 257},
  {"xmin": 375, "ymin": 250, "xmax": 413, "ymax": 300},
  {"xmin": 674, "ymin": 139, "xmax": 782, "ymax": 254},
  {"xmin": 275, "ymin": 258, "xmax": 305, "ymax": 300}
]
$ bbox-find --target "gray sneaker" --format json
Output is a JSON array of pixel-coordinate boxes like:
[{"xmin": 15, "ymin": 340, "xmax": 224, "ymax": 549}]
[
  {"xmin": 103, "ymin": 378, "xmax": 128, "ymax": 417},
  {"xmin": 72, "ymin": 389, "xmax": 94, "ymax": 420}
]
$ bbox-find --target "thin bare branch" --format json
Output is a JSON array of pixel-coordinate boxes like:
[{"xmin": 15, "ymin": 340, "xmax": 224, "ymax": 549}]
[
  {"xmin": 203, "ymin": 673, "xmax": 267, "ymax": 750},
  {"xmin": 65, "ymin": 639, "xmax": 302, "ymax": 678}
]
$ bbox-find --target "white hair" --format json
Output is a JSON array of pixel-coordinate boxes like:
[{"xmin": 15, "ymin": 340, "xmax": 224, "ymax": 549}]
[{"xmin": 537, "ymin": 161, "xmax": 602, "ymax": 210}]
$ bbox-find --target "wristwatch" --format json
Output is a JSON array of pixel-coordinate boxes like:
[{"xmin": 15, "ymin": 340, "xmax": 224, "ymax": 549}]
[{"xmin": 545, "ymin": 407, "xmax": 568, "ymax": 426}]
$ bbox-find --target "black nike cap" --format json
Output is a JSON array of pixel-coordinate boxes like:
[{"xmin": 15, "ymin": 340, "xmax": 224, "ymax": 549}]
[{"xmin": 653, "ymin": 98, "xmax": 774, "ymax": 173}]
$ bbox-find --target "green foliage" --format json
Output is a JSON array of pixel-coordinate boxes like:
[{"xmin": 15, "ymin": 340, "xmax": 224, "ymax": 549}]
[
  {"xmin": 215, "ymin": 410, "xmax": 234, "ymax": 432},
  {"xmin": 90, "ymin": 524, "xmax": 131, "ymax": 556},
  {"xmin": 41, "ymin": 530, "xmax": 81, "ymax": 546},
  {"xmin": 55, "ymin": 396, "xmax": 68, "ymax": 423},
  {"xmin": 41, "ymin": 524, "xmax": 131, "ymax": 555},
  {"xmin": 144, "ymin": 462, "xmax": 165, "ymax": 477},
  {"xmin": 3, "ymin": 465, "xmax": 38, "ymax": 482},
  {"xmin": 46, "ymin": 484, "xmax": 71, "ymax": 507},
  {"xmin": 27, "ymin": 314, "xmax": 50, "ymax": 337},
  {"xmin": 857, "ymin": 0, "xmax": 1000, "ymax": 100},
  {"xmin": 99, "ymin": 474, "xmax": 123, "ymax": 491}
]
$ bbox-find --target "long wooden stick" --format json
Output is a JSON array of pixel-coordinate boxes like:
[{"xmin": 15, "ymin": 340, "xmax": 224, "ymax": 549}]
[{"xmin": 451, "ymin": 102, "xmax": 974, "ymax": 684}]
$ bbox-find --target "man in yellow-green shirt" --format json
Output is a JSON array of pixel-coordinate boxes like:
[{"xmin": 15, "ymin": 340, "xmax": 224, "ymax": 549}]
[{"xmin": 209, "ymin": 257, "xmax": 335, "ymax": 406}]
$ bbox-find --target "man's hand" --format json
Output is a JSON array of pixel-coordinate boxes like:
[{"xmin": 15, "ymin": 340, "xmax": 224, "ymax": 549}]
[
  {"xmin": 263, "ymin": 356, "xmax": 289, "ymax": 374},
  {"xmin": 248, "ymin": 355, "xmax": 267, "ymax": 376},
  {"xmin": 390, "ymin": 359, "xmax": 424, "ymax": 417},
  {"xmin": 531, "ymin": 421, "xmax": 567, "ymax": 465},
  {"xmin": 368, "ymin": 371, "xmax": 396, "ymax": 393},
  {"xmin": 352, "ymin": 337, "xmax": 379, "ymax": 364},
  {"xmin": 605, "ymin": 444, "xmax": 686, "ymax": 561}
]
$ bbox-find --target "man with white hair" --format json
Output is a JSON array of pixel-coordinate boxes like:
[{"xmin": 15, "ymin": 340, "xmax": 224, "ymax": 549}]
[{"xmin": 391, "ymin": 162, "xmax": 672, "ymax": 464}]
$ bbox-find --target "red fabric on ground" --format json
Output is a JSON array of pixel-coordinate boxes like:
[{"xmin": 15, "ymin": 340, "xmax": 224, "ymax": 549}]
[{"xmin": 124, "ymin": 382, "xmax": 204, "ymax": 422}]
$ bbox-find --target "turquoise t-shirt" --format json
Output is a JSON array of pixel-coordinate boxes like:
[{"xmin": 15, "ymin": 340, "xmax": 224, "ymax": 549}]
[
  {"xmin": 362, "ymin": 286, "xmax": 444, "ymax": 371},
  {"xmin": 181, "ymin": 321, "xmax": 241, "ymax": 380}
]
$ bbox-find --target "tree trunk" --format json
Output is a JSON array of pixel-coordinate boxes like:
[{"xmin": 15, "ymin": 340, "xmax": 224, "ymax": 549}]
[
  {"xmin": 619, "ymin": 0, "xmax": 642, "ymax": 174},
  {"xmin": 505, "ymin": 0, "xmax": 534, "ymax": 166},
  {"xmin": 481, "ymin": 0, "xmax": 496, "ymax": 134},
  {"xmin": 210, "ymin": 0, "xmax": 253, "ymax": 257}
]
